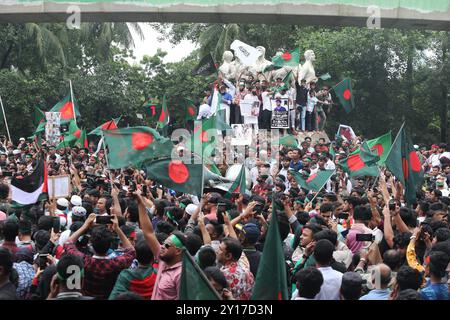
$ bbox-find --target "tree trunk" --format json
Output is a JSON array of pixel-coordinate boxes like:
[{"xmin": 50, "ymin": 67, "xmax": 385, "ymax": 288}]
[
  {"xmin": 0, "ymin": 42, "xmax": 14, "ymax": 69},
  {"xmin": 440, "ymin": 33, "xmax": 449, "ymax": 142}
]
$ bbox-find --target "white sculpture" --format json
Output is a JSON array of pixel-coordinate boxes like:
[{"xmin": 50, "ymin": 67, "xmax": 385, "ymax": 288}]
[
  {"xmin": 218, "ymin": 51, "xmax": 237, "ymax": 80},
  {"xmin": 252, "ymin": 46, "xmax": 273, "ymax": 78},
  {"xmin": 298, "ymin": 49, "xmax": 318, "ymax": 84}
]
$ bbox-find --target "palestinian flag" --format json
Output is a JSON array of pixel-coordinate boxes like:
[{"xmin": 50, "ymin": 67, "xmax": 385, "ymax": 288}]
[
  {"xmin": 88, "ymin": 116, "xmax": 121, "ymax": 136},
  {"xmin": 192, "ymin": 53, "xmax": 217, "ymax": 76},
  {"xmin": 385, "ymin": 123, "xmax": 424, "ymax": 205},
  {"xmin": 333, "ymin": 78, "xmax": 354, "ymax": 113},
  {"xmin": 156, "ymin": 95, "xmax": 169, "ymax": 130},
  {"xmin": 11, "ymin": 156, "xmax": 48, "ymax": 208},
  {"xmin": 49, "ymin": 94, "xmax": 81, "ymax": 123},
  {"xmin": 271, "ymin": 48, "xmax": 300, "ymax": 68},
  {"xmin": 184, "ymin": 99, "xmax": 197, "ymax": 122},
  {"xmin": 103, "ymin": 127, "xmax": 173, "ymax": 169},
  {"xmin": 289, "ymin": 169, "xmax": 334, "ymax": 192},
  {"xmin": 336, "ymin": 124, "xmax": 356, "ymax": 142},
  {"xmin": 143, "ymin": 158, "xmax": 203, "ymax": 196},
  {"xmin": 339, "ymin": 141, "xmax": 380, "ymax": 177},
  {"xmin": 251, "ymin": 196, "xmax": 288, "ymax": 300},
  {"xmin": 179, "ymin": 250, "xmax": 221, "ymax": 300},
  {"xmin": 224, "ymin": 165, "xmax": 246, "ymax": 199}
]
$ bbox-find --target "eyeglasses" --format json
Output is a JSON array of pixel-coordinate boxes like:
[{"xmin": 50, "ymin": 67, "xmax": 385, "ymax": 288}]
[{"xmin": 163, "ymin": 242, "xmax": 174, "ymax": 249}]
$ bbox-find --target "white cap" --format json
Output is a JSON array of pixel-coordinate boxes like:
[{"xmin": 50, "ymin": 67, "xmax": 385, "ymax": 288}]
[
  {"xmin": 57, "ymin": 198, "xmax": 69, "ymax": 208},
  {"xmin": 413, "ymin": 145, "xmax": 419, "ymax": 150},
  {"xmin": 185, "ymin": 204, "xmax": 198, "ymax": 216},
  {"xmin": 12, "ymin": 149, "xmax": 21, "ymax": 155},
  {"xmin": 19, "ymin": 137, "xmax": 25, "ymax": 141},
  {"xmin": 70, "ymin": 195, "xmax": 82, "ymax": 206}
]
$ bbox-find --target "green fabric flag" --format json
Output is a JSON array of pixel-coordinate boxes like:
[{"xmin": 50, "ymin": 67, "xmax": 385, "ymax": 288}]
[
  {"xmin": 103, "ymin": 126, "xmax": 173, "ymax": 169},
  {"xmin": 367, "ymin": 132, "xmax": 392, "ymax": 165},
  {"xmin": 274, "ymin": 134, "xmax": 298, "ymax": 148},
  {"xmin": 49, "ymin": 94, "xmax": 81, "ymax": 123},
  {"xmin": 385, "ymin": 123, "xmax": 424, "ymax": 205},
  {"xmin": 88, "ymin": 116, "xmax": 121, "ymax": 136},
  {"xmin": 33, "ymin": 106, "xmax": 45, "ymax": 126},
  {"xmin": 184, "ymin": 98, "xmax": 198, "ymax": 122},
  {"xmin": 179, "ymin": 251, "xmax": 221, "ymax": 300},
  {"xmin": 57, "ymin": 120, "xmax": 81, "ymax": 149},
  {"xmin": 224, "ymin": 165, "xmax": 246, "ymax": 199},
  {"xmin": 272, "ymin": 48, "xmax": 300, "ymax": 68},
  {"xmin": 156, "ymin": 95, "xmax": 170, "ymax": 136},
  {"xmin": 339, "ymin": 141, "xmax": 380, "ymax": 177},
  {"xmin": 75, "ymin": 129, "xmax": 88, "ymax": 149},
  {"xmin": 330, "ymin": 144, "xmax": 336, "ymax": 159},
  {"xmin": 333, "ymin": 78, "xmax": 355, "ymax": 113},
  {"xmin": 143, "ymin": 158, "xmax": 203, "ymax": 196},
  {"xmin": 251, "ymin": 195, "xmax": 288, "ymax": 300},
  {"xmin": 289, "ymin": 169, "xmax": 334, "ymax": 192}
]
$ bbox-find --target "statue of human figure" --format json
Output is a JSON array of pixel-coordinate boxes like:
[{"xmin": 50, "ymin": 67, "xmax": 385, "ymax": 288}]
[
  {"xmin": 247, "ymin": 46, "xmax": 273, "ymax": 81},
  {"xmin": 298, "ymin": 49, "xmax": 318, "ymax": 84},
  {"xmin": 218, "ymin": 50, "xmax": 237, "ymax": 80}
]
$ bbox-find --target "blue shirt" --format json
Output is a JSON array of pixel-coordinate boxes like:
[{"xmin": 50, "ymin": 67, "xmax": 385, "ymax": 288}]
[
  {"xmin": 420, "ymin": 282, "xmax": 449, "ymax": 300},
  {"xmin": 359, "ymin": 288, "xmax": 391, "ymax": 300},
  {"xmin": 290, "ymin": 160, "xmax": 303, "ymax": 171}
]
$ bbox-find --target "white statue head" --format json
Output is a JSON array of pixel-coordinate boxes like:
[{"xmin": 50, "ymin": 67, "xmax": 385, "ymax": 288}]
[
  {"xmin": 256, "ymin": 46, "xmax": 266, "ymax": 59},
  {"xmin": 222, "ymin": 50, "xmax": 234, "ymax": 63},
  {"xmin": 304, "ymin": 50, "xmax": 316, "ymax": 62}
]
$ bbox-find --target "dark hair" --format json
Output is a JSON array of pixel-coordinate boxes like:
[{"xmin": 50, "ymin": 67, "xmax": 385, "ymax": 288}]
[
  {"xmin": 81, "ymin": 201, "xmax": 94, "ymax": 215},
  {"xmin": 126, "ymin": 201, "xmax": 139, "ymax": 223},
  {"xmin": 34, "ymin": 230, "xmax": 50, "ymax": 251},
  {"xmin": 383, "ymin": 250, "xmax": 402, "ymax": 271},
  {"xmin": 345, "ymin": 196, "xmax": 360, "ymax": 208},
  {"xmin": 198, "ymin": 246, "xmax": 216, "ymax": 269},
  {"xmin": 429, "ymin": 220, "xmax": 448, "ymax": 233},
  {"xmin": 313, "ymin": 229, "xmax": 338, "ymax": 247},
  {"xmin": 393, "ymin": 232, "xmax": 412, "ymax": 250},
  {"xmin": 90, "ymin": 225, "xmax": 114, "ymax": 255},
  {"xmin": 277, "ymin": 211, "xmax": 291, "ymax": 241},
  {"xmin": 303, "ymin": 222, "xmax": 322, "ymax": 235},
  {"xmin": 295, "ymin": 267, "xmax": 323, "ymax": 299},
  {"xmin": 430, "ymin": 241, "xmax": 450, "ymax": 257},
  {"xmin": 37, "ymin": 216, "xmax": 54, "ymax": 232},
  {"xmin": 0, "ymin": 183, "xmax": 9, "ymax": 200},
  {"xmin": 204, "ymin": 266, "xmax": 228, "ymax": 289},
  {"xmin": 185, "ymin": 233, "xmax": 202, "ymax": 256},
  {"xmin": 396, "ymin": 266, "xmax": 423, "ymax": 291},
  {"xmin": 417, "ymin": 201, "xmax": 429, "ymax": 216},
  {"xmin": 154, "ymin": 199, "xmax": 171, "ymax": 217},
  {"xmin": 434, "ymin": 228, "xmax": 450, "ymax": 242},
  {"xmin": 353, "ymin": 205, "xmax": 372, "ymax": 221},
  {"xmin": 395, "ymin": 289, "xmax": 423, "ymax": 300},
  {"xmin": 135, "ymin": 240, "xmax": 154, "ymax": 265},
  {"xmin": 296, "ymin": 211, "xmax": 310, "ymax": 225},
  {"xmin": 56, "ymin": 254, "xmax": 84, "ymax": 282},
  {"xmin": 207, "ymin": 220, "xmax": 224, "ymax": 239},
  {"xmin": 156, "ymin": 221, "xmax": 175, "ymax": 235},
  {"xmin": 222, "ymin": 237, "xmax": 242, "ymax": 261},
  {"xmin": 320, "ymin": 203, "xmax": 333, "ymax": 213},
  {"xmin": 340, "ymin": 272, "xmax": 363, "ymax": 300},
  {"xmin": 18, "ymin": 219, "xmax": 32, "ymax": 235},
  {"xmin": 399, "ymin": 207, "xmax": 417, "ymax": 228},
  {"xmin": 428, "ymin": 251, "xmax": 449, "ymax": 278},
  {"xmin": 314, "ymin": 239, "xmax": 335, "ymax": 265},
  {"xmin": 0, "ymin": 247, "xmax": 13, "ymax": 274},
  {"xmin": 156, "ymin": 232, "xmax": 169, "ymax": 245},
  {"xmin": 3, "ymin": 220, "xmax": 19, "ymax": 242}
]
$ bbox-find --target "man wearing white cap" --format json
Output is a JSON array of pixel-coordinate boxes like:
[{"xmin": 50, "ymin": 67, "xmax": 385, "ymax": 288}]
[
  {"xmin": 66, "ymin": 195, "xmax": 83, "ymax": 227},
  {"xmin": 55, "ymin": 198, "xmax": 69, "ymax": 229}
]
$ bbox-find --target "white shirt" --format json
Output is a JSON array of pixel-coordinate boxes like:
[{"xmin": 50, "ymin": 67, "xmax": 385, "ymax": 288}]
[
  {"xmin": 197, "ymin": 103, "xmax": 212, "ymax": 120},
  {"xmin": 314, "ymin": 267, "xmax": 343, "ymax": 300},
  {"xmin": 306, "ymin": 96, "xmax": 318, "ymax": 112},
  {"xmin": 261, "ymin": 91, "xmax": 272, "ymax": 111},
  {"xmin": 325, "ymin": 159, "xmax": 336, "ymax": 170},
  {"xmin": 427, "ymin": 153, "xmax": 441, "ymax": 167}
]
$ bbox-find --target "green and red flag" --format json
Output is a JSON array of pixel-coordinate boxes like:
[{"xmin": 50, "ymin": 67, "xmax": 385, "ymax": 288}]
[
  {"xmin": 271, "ymin": 48, "xmax": 300, "ymax": 68},
  {"xmin": 103, "ymin": 127, "xmax": 173, "ymax": 169},
  {"xmin": 333, "ymin": 78, "xmax": 355, "ymax": 113},
  {"xmin": 274, "ymin": 134, "xmax": 298, "ymax": 148},
  {"xmin": 143, "ymin": 158, "xmax": 203, "ymax": 196},
  {"xmin": 33, "ymin": 106, "xmax": 45, "ymax": 126},
  {"xmin": 251, "ymin": 195, "xmax": 288, "ymax": 300},
  {"xmin": 224, "ymin": 165, "xmax": 246, "ymax": 199},
  {"xmin": 156, "ymin": 95, "xmax": 170, "ymax": 131},
  {"xmin": 184, "ymin": 98, "xmax": 197, "ymax": 122},
  {"xmin": 88, "ymin": 116, "xmax": 121, "ymax": 136},
  {"xmin": 349, "ymin": 132, "xmax": 392, "ymax": 165},
  {"xmin": 336, "ymin": 124, "xmax": 356, "ymax": 142},
  {"xmin": 385, "ymin": 123, "xmax": 424, "ymax": 205},
  {"xmin": 179, "ymin": 250, "xmax": 221, "ymax": 300},
  {"xmin": 339, "ymin": 141, "xmax": 380, "ymax": 177},
  {"xmin": 289, "ymin": 169, "xmax": 335, "ymax": 192},
  {"xmin": 75, "ymin": 129, "xmax": 88, "ymax": 149},
  {"xmin": 49, "ymin": 94, "xmax": 81, "ymax": 123},
  {"xmin": 57, "ymin": 120, "xmax": 81, "ymax": 149}
]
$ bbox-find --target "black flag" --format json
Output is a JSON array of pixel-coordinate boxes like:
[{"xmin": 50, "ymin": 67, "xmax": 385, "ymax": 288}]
[{"xmin": 192, "ymin": 53, "xmax": 217, "ymax": 76}]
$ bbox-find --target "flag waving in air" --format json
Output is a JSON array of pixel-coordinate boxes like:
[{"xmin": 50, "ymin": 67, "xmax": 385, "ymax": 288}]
[
  {"xmin": 224, "ymin": 165, "xmax": 246, "ymax": 199},
  {"xmin": 184, "ymin": 98, "xmax": 197, "ymax": 122},
  {"xmin": 336, "ymin": 124, "xmax": 356, "ymax": 142},
  {"xmin": 156, "ymin": 95, "xmax": 170, "ymax": 131},
  {"xmin": 333, "ymin": 78, "xmax": 355, "ymax": 113},
  {"xmin": 192, "ymin": 53, "xmax": 217, "ymax": 76},
  {"xmin": 89, "ymin": 116, "xmax": 121, "ymax": 136},
  {"xmin": 271, "ymin": 48, "xmax": 300, "ymax": 68},
  {"xmin": 339, "ymin": 141, "xmax": 380, "ymax": 178},
  {"xmin": 289, "ymin": 169, "xmax": 335, "ymax": 192},
  {"xmin": 385, "ymin": 123, "xmax": 424, "ymax": 205}
]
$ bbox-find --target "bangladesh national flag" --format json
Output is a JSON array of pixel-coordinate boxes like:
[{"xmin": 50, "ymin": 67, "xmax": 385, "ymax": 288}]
[
  {"xmin": 57, "ymin": 120, "xmax": 81, "ymax": 149},
  {"xmin": 385, "ymin": 123, "xmax": 424, "ymax": 205},
  {"xmin": 289, "ymin": 169, "xmax": 334, "ymax": 192},
  {"xmin": 143, "ymin": 158, "xmax": 203, "ymax": 196},
  {"xmin": 251, "ymin": 196, "xmax": 288, "ymax": 300},
  {"xmin": 103, "ymin": 127, "xmax": 174, "ymax": 169},
  {"xmin": 49, "ymin": 94, "xmax": 81, "ymax": 123},
  {"xmin": 11, "ymin": 156, "xmax": 48, "ymax": 208},
  {"xmin": 75, "ymin": 129, "xmax": 88, "ymax": 149},
  {"xmin": 179, "ymin": 250, "xmax": 221, "ymax": 300},
  {"xmin": 339, "ymin": 141, "xmax": 380, "ymax": 178},
  {"xmin": 184, "ymin": 98, "xmax": 197, "ymax": 122},
  {"xmin": 336, "ymin": 124, "xmax": 356, "ymax": 142},
  {"xmin": 88, "ymin": 116, "xmax": 121, "ymax": 136},
  {"xmin": 333, "ymin": 78, "xmax": 355, "ymax": 113},
  {"xmin": 224, "ymin": 165, "xmax": 246, "ymax": 199},
  {"xmin": 192, "ymin": 53, "xmax": 217, "ymax": 76},
  {"xmin": 349, "ymin": 132, "xmax": 392, "ymax": 165},
  {"xmin": 156, "ymin": 95, "xmax": 170, "ymax": 130},
  {"xmin": 271, "ymin": 48, "xmax": 300, "ymax": 68},
  {"xmin": 33, "ymin": 106, "xmax": 45, "ymax": 126},
  {"xmin": 330, "ymin": 144, "xmax": 336, "ymax": 159}
]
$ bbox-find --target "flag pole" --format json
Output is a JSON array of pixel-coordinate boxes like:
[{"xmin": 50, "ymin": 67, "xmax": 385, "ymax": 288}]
[
  {"xmin": 331, "ymin": 78, "xmax": 346, "ymax": 90},
  {"xmin": 100, "ymin": 130, "xmax": 115, "ymax": 190},
  {"xmin": 0, "ymin": 95, "xmax": 11, "ymax": 143},
  {"xmin": 69, "ymin": 80, "xmax": 77, "ymax": 126},
  {"xmin": 307, "ymin": 170, "xmax": 336, "ymax": 204}
]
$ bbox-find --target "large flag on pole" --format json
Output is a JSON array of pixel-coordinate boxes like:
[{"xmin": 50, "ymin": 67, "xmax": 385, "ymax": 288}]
[
  {"xmin": 230, "ymin": 40, "xmax": 260, "ymax": 66},
  {"xmin": 271, "ymin": 48, "xmax": 300, "ymax": 68},
  {"xmin": 49, "ymin": 94, "xmax": 81, "ymax": 123},
  {"xmin": 251, "ymin": 196, "xmax": 288, "ymax": 300},
  {"xmin": 385, "ymin": 123, "xmax": 424, "ymax": 205},
  {"xmin": 339, "ymin": 141, "xmax": 380, "ymax": 177},
  {"xmin": 224, "ymin": 165, "xmax": 246, "ymax": 199},
  {"xmin": 11, "ymin": 156, "xmax": 48, "ymax": 208},
  {"xmin": 336, "ymin": 124, "xmax": 356, "ymax": 142},
  {"xmin": 88, "ymin": 116, "xmax": 121, "ymax": 136},
  {"xmin": 192, "ymin": 53, "xmax": 217, "ymax": 76},
  {"xmin": 184, "ymin": 98, "xmax": 198, "ymax": 122},
  {"xmin": 156, "ymin": 95, "xmax": 170, "ymax": 133},
  {"xmin": 289, "ymin": 169, "xmax": 335, "ymax": 192},
  {"xmin": 333, "ymin": 78, "xmax": 355, "ymax": 113}
]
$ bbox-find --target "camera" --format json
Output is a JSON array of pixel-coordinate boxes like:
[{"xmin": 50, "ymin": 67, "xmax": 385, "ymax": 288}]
[
  {"xmin": 388, "ymin": 200, "xmax": 396, "ymax": 211},
  {"xmin": 95, "ymin": 215, "xmax": 113, "ymax": 225},
  {"xmin": 355, "ymin": 233, "xmax": 375, "ymax": 242},
  {"xmin": 39, "ymin": 254, "xmax": 49, "ymax": 269},
  {"xmin": 253, "ymin": 203, "xmax": 264, "ymax": 214}
]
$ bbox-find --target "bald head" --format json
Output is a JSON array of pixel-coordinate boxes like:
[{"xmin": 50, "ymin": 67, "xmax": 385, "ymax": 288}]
[{"xmin": 372, "ymin": 264, "xmax": 392, "ymax": 289}]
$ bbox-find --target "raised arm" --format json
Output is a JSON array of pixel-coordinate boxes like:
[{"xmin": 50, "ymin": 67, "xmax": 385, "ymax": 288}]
[{"xmin": 134, "ymin": 191, "xmax": 160, "ymax": 258}]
